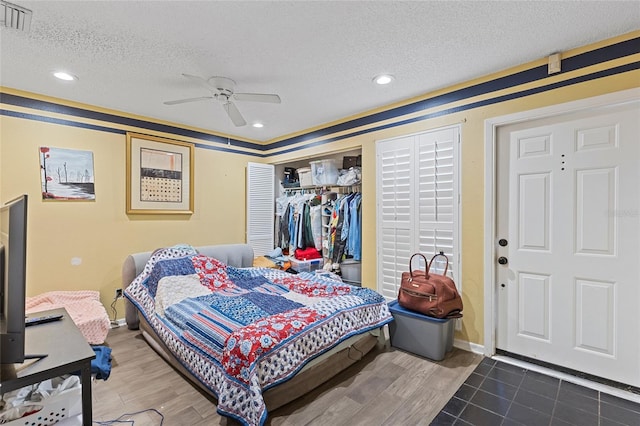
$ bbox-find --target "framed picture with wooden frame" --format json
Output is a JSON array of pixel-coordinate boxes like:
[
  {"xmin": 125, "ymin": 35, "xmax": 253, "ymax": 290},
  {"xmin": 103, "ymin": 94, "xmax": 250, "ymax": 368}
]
[{"xmin": 126, "ymin": 132, "xmax": 194, "ymax": 214}]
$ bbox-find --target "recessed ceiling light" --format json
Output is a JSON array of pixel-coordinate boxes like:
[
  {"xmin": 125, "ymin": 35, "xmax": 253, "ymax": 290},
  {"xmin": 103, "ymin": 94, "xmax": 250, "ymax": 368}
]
[
  {"xmin": 53, "ymin": 71, "xmax": 78, "ymax": 81},
  {"xmin": 373, "ymin": 74, "xmax": 394, "ymax": 85},
  {"xmin": 252, "ymin": 122, "xmax": 264, "ymax": 128}
]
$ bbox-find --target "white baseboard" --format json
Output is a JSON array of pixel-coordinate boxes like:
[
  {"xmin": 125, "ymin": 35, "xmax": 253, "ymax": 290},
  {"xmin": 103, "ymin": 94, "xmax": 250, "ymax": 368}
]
[
  {"xmin": 110, "ymin": 318, "xmax": 126, "ymax": 328},
  {"xmin": 453, "ymin": 338, "xmax": 485, "ymax": 355}
]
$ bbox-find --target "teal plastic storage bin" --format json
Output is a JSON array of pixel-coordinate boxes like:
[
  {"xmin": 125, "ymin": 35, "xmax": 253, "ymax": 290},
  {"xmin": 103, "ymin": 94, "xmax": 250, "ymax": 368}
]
[{"xmin": 388, "ymin": 300, "xmax": 454, "ymax": 361}]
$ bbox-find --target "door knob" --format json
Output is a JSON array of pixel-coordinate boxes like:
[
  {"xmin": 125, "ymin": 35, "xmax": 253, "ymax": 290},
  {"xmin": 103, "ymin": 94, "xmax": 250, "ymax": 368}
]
[{"xmin": 498, "ymin": 256, "xmax": 508, "ymax": 265}]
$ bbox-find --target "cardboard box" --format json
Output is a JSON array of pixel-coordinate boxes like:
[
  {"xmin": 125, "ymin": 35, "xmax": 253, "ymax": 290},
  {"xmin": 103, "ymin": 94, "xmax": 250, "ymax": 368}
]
[
  {"xmin": 388, "ymin": 300, "xmax": 454, "ymax": 361},
  {"xmin": 297, "ymin": 167, "xmax": 312, "ymax": 186}
]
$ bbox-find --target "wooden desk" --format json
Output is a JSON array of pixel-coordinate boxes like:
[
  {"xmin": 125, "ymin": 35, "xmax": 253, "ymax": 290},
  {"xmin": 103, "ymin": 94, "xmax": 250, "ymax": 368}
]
[{"xmin": 0, "ymin": 308, "xmax": 95, "ymax": 426}]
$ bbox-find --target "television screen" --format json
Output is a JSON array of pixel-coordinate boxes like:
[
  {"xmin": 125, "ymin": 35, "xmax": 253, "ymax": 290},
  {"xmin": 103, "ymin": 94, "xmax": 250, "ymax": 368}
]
[{"xmin": 0, "ymin": 194, "xmax": 28, "ymax": 364}]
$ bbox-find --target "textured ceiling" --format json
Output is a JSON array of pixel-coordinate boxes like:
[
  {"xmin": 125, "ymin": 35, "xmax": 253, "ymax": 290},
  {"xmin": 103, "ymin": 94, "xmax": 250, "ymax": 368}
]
[{"xmin": 1, "ymin": 1, "xmax": 639, "ymax": 142}]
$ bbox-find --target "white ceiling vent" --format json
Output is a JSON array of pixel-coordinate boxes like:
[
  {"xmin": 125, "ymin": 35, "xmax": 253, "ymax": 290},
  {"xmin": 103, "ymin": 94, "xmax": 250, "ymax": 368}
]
[{"xmin": 1, "ymin": 1, "xmax": 32, "ymax": 31}]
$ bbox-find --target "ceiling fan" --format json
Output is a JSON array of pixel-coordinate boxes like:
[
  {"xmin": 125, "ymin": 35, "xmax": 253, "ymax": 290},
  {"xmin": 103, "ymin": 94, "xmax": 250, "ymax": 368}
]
[{"xmin": 163, "ymin": 74, "xmax": 281, "ymax": 127}]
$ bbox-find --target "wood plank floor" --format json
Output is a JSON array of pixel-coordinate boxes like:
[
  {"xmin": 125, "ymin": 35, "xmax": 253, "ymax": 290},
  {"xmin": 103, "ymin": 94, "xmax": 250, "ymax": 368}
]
[{"xmin": 92, "ymin": 325, "xmax": 482, "ymax": 425}]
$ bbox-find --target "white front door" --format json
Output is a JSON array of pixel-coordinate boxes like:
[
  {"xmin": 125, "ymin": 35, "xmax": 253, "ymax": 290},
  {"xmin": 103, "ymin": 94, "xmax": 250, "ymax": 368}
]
[{"xmin": 496, "ymin": 102, "xmax": 640, "ymax": 387}]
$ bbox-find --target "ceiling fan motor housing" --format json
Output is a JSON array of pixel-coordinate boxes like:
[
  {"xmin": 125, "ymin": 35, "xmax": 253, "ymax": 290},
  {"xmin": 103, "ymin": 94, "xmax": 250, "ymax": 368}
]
[{"xmin": 208, "ymin": 76, "xmax": 236, "ymax": 98}]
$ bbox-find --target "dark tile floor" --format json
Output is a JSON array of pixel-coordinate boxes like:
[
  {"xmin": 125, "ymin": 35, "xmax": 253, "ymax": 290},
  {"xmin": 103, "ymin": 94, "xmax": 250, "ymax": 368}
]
[{"xmin": 431, "ymin": 358, "xmax": 640, "ymax": 426}]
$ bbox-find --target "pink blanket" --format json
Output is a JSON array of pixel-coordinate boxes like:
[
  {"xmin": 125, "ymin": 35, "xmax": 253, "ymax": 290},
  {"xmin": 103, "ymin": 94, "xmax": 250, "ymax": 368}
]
[{"xmin": 26, "ymin": 290, "xmax": 110, "ymax": 344}]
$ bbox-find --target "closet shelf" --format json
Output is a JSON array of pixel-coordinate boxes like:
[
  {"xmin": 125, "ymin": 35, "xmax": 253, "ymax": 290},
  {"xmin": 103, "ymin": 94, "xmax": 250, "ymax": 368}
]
[{"xmin": 283, "ymin": 183, "xmax": 361, "ymax": 193}]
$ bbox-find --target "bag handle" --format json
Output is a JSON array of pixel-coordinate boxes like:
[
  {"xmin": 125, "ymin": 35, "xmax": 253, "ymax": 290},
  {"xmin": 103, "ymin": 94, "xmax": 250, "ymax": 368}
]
[
  {"xmin": 409, "ymin": 252, "xmax": 450, "ymax": 278},
  {"xmin": 408, "ymin": 253, "xmax": 429, "ymax": 279},
  {"xmin": 427, "ymin": 251, "xmax": 450, "ymax": 277}
]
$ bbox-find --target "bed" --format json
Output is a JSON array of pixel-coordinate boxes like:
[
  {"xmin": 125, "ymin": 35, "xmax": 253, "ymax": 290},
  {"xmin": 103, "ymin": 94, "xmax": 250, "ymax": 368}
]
[{"xmin": 123, "ymin": 243, "xmax": 392, "ymax": 425}]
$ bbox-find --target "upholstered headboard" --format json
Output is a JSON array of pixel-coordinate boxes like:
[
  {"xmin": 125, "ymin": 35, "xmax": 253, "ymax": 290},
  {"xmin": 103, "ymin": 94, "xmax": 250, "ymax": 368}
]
[{"xmin": 122, "ymin": 243, "xmax": 254, "ymax": 329}]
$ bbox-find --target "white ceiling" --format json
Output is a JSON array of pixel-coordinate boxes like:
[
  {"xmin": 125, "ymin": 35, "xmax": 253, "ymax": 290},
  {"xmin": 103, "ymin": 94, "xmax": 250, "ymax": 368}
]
[{"xmin": 1, "ymin": 1, "xmax": 639, "ymax": 142}]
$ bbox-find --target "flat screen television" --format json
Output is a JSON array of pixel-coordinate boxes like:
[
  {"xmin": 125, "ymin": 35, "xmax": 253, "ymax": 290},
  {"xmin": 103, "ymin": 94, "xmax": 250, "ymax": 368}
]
[{"xmin": 0, "ymin": 194, "xmax": 28, "ymax": 364}]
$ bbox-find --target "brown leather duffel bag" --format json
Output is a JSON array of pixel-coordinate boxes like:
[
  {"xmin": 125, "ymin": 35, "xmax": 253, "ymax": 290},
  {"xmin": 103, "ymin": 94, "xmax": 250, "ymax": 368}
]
[{"xmin": 397, "ymin": 252, "xmax": 463, "ymax": 319}]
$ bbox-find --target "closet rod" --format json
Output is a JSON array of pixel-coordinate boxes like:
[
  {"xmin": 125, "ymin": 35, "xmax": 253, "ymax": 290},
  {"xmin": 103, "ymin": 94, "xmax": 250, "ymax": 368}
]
[{"xmin": 283, "ymin": 183, "xmax": 361, "ymax": 195}]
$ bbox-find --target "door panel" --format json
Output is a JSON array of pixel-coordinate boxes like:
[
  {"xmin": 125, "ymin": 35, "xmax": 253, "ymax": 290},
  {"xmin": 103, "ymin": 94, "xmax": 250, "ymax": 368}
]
[
  {"xmin": 575, "ymin": 278, "xmax": 615, "ymax": 355},
  {"xmin": 496, "ymin": 103, "xmax": 640, "ymax": 387},
  {"xmin": 575, "ymin": 168, "xmax": 615, "ymax": 254},
  {"xmin": 518, "ymin": 272, "xmax": 550, "ymax": 341},
  {"xmin": 518, "ymin": 173, "xmax": 550, "ymax": 250}
]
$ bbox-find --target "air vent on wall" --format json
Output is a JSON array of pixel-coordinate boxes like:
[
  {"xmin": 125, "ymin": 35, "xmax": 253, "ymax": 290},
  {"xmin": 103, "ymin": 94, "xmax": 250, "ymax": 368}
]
[{"xmin": 1, "ymin": 1, "xmax": 32, "ymax": 31}]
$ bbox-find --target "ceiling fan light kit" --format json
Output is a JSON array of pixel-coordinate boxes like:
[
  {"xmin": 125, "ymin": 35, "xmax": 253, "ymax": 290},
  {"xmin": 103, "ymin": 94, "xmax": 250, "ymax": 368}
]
[{"xmin": 163, "ymin": 74, "xmax": 281, "ymax": 127}]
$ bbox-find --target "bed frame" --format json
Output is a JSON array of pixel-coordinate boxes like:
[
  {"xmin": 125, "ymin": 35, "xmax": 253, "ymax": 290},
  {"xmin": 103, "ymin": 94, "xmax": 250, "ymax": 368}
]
[{"xmin": 122, "ymin": 243, "xmax": 381, "ymax": 410}]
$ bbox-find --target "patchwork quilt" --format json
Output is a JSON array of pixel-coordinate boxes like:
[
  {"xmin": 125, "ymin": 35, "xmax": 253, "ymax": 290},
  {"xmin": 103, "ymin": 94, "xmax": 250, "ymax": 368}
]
[{"xmin": 125, "ymin": 246, "xmax": 392, "ymax": 426}]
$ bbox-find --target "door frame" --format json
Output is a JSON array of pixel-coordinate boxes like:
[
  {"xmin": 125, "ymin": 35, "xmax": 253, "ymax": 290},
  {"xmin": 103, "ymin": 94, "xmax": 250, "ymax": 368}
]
[{"xmin": 482, "ymin": 87, "xmax": 640, "ymax": 357}]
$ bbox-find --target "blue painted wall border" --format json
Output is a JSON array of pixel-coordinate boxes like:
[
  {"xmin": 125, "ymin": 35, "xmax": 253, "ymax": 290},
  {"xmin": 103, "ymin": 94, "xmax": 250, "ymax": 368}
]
[
  {"xmin": 269, "ymin": 36, "xmax": 640, "ymax": 149},
  {"xmin": 0, "ymin": 108, "xmax": 268, "ymax": 158},
  {"xmin": 0, "ymin": 109, "xmax": 125, "ymax": 135},
  {"xmin": 1, "ymin": 36, "xmax": 638, "ymax": 157},
  {"xmin": 192, "ymin": 142, "xmax": 267, "ymax": 157},
  {"xmin": 267, "ymin": 62, "xmax": 640, "ymax": 157},
  {"xmin": 0, "ymin": 92, "xmax": 259, "ymax": 151}
]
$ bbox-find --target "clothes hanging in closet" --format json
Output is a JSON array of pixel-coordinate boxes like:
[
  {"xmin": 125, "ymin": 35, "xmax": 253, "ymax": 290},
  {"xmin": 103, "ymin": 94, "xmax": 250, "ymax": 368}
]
[
  {"xmin": 327, "ymin": 192, "xmax": 362, "ymax": 262},
  {"xmin": 275, "ymin": 192, "xmax": 322, "ymax": 255}
]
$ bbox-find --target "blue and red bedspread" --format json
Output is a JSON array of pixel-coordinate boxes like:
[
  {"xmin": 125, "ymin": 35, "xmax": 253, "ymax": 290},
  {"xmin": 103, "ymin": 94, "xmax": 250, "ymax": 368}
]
[{"xmin": 125, "ymin": 245, "xmax": 392, "ymax": 426}]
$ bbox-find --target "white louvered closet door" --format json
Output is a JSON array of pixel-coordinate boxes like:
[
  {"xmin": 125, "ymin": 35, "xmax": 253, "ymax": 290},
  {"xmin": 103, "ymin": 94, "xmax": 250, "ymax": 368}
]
[
  {"xmin": 377, "ymin": 136, "xmax": 416, "ymax": 300},
  {"xmin": 246, "ymin": 162, "xmax": 275, "ymax": 257},
  {"xmin": 376, "ymin": 126, "xmax": 460, "ymax": 300}
]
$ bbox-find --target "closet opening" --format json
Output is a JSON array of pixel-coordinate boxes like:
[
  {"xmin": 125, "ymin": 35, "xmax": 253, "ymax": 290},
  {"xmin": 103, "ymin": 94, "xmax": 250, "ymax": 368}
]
[{"xmin": 273, "ymin": 149, "xmax": 362, "ymax": 283}]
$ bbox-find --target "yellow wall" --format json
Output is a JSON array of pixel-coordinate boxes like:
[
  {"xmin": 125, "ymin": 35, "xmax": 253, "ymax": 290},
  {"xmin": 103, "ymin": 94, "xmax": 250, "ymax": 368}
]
[
  {"xmin": 0, "ymin": 114, "xmax": 256, "ymax": 316},
  {"xmin": 1, "ymin": 31, "xmax": 638, "ymax": 345}
]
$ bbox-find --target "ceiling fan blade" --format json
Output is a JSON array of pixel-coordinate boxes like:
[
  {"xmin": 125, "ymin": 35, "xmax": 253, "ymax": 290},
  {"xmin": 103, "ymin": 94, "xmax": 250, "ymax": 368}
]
[
  {"xmin": 182, "ymin": 73, "xmax": 216, "ymax": 91},
  {"xmin": 223, "ymin": 101, "xmax": 247, "ymax": 127},
  {"xmin": 233, "ymin": 93, "xmax": 281, "ymax": 104},
  {"xmin": 163, "ymin": 96, "xmax": 213, "ymax": 105}
]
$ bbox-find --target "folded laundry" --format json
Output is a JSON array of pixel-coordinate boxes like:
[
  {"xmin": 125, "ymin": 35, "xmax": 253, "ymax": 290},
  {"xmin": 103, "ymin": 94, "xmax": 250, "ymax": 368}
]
[{"xmin": 294, "ymin": 247, "xmax": 322, "ymax": 260}]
